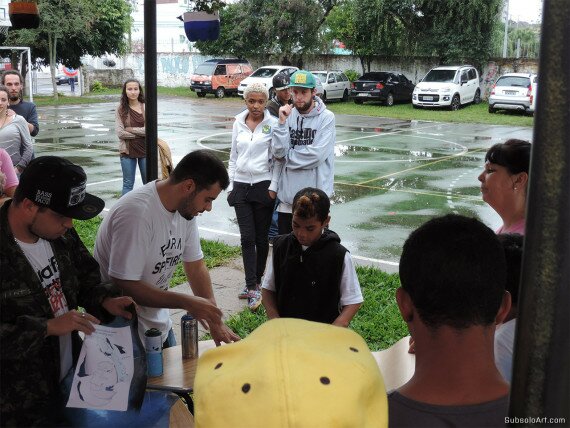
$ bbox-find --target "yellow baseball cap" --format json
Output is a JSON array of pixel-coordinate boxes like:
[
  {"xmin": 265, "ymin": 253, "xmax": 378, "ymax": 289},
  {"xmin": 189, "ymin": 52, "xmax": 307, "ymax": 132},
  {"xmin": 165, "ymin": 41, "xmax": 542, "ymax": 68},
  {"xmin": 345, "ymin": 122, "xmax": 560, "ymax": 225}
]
[{"xmin": 194, "ymin": 318, "xmax": 388, "ymax": 428}]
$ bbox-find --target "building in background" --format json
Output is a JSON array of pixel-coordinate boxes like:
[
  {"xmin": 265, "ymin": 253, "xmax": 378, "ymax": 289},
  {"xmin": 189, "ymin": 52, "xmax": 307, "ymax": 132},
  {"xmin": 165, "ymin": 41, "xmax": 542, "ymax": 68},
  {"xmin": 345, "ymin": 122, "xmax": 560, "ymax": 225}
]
[{"xmin": 130, "ymin": 0, "xmax": 195, "ymax": 53}]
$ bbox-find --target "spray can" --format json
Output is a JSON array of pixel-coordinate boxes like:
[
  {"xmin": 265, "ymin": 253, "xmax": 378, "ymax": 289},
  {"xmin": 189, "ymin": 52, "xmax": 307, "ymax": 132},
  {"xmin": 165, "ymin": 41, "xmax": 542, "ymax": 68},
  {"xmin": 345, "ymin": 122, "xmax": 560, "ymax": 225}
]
[
  {"xmin": 181, "ymin": 313, "xmax": 198, "ymax": 359},
  {"xmin": 144, "ymin": 328, "xmax": 163, "ymax": 377}
]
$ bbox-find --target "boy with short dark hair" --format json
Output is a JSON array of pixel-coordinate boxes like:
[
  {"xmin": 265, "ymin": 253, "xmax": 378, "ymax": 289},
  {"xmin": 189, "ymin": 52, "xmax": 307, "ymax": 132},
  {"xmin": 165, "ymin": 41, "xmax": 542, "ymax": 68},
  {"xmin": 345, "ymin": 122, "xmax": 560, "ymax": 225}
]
[
  {"xmin": 262, "ymin": 187, "xmax": 363, "ymax": 326},
  {"xmin": 389, "ymin": 214, "xmax": 511, "ymax": 427}
]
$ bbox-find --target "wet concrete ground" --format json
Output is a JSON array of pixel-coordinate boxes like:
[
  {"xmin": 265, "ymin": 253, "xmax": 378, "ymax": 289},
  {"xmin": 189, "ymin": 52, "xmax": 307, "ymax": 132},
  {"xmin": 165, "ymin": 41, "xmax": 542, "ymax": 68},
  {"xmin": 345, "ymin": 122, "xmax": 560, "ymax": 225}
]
[{"xmin": 34, "ymin": 97, "xmax": 533, "ymax": 271}]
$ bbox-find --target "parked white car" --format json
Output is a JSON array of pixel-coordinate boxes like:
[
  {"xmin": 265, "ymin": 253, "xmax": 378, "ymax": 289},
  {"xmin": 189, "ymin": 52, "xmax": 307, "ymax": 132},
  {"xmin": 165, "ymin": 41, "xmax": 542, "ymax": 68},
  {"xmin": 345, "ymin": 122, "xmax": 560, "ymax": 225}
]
[
  {"xmin": 311, "ymin": 70, "xmax": 351, "ymax": 102},
  {"xmin": 488, "ymin": 73, "xmax": 538, "ymax": 115},
  {"xmin": 412, "ymin": 65, "xmax": 481, "ymax": 110},
  {"xmin": 238, "ymin": 65, "xmax": 298, "ymax": 98}
]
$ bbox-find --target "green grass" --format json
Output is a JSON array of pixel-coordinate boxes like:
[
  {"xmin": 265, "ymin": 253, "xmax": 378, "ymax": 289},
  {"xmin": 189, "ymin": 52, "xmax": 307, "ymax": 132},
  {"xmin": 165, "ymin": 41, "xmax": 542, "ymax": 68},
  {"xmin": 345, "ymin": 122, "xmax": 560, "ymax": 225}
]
[
  {"xmin": 351, "ymin": 266, "xmax": 407, "ymax": 351},
  {"xmin": 210, "ymin": 266, "xmax": 407, "ymax": 351},
  {"xmin": 73, "ymin": 216, "xmax": 241, "ymax": 286},
  {"xmin": 34, "ymin": 94, "xmax": 120, "ymax": 107},
  {"xmin": 73, "ymin": 216, "xmax": 103, "ymax": 253},
  {"xmin": 327, "ymin": 100, "xmax": 534, "ymax": 127},
  {"xmin": 34, "ymin": 85, "xmax": 532, "ymax": 127},
  {"xmin": 33, "ymin": 86, "xmax": 204, "ymax": 107}
]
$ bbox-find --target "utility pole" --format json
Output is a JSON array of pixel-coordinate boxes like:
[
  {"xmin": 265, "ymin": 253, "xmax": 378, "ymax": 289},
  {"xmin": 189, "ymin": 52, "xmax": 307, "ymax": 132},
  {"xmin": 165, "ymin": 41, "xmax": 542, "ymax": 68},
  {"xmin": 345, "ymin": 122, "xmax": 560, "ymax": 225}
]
[{"xmin": 503, "ymin": 0, "xmax": 510, "ymax": 57}]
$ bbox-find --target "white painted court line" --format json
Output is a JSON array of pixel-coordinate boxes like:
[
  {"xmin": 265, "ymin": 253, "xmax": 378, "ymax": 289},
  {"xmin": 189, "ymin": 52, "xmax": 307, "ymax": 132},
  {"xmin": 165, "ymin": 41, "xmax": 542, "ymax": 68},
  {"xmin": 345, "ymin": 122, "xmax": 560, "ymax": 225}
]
[
  {"xmin": 196, "ymin": 132, "xmax": 232, "ymax": 153},
  {"xmin": 352, "ymin": 254, "xmax": 399, "ymax": 266},
  {"xmin": 336, "ymin": 122, "xmax": 445, "ymax": 144},
  {"xmin": 198, "ymin": 227, "xmax": 241, "ymax": 238},
  {"xmin": 87, "ymin": 178, "xmax": 122, "ymax": 187}
]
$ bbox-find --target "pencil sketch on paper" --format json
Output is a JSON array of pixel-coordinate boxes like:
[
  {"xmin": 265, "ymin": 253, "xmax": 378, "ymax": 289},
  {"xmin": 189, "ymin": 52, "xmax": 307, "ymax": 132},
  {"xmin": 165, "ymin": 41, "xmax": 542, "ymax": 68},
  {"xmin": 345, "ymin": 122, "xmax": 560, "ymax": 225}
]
[{"xmin": 66, "ymin": 324, "xmax": 134, "ymax": 411}]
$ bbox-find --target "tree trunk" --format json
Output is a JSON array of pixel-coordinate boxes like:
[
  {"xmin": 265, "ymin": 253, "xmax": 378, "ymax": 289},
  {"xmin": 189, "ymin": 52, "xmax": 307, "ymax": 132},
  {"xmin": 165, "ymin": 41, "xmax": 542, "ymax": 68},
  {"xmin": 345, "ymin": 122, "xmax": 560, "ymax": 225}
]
[{"xmin": 48, "ymin": 34, "xmax": 58, "ymax": 100}]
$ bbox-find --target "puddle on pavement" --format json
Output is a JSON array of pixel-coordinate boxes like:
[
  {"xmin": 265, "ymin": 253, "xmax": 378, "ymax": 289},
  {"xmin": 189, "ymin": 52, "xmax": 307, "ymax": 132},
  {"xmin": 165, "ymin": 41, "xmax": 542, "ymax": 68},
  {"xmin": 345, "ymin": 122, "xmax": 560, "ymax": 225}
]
[{"xmin": 35, "ymin": 101, "xmax": 532, "ymax": 265}]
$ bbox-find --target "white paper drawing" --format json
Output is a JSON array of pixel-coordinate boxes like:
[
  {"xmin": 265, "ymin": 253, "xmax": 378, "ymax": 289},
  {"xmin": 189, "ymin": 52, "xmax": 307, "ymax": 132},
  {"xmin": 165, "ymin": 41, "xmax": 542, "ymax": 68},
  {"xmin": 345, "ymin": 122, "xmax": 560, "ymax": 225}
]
[{"xmin": 66, "ymin": 324, "xmax": 134, "ymax": 411}]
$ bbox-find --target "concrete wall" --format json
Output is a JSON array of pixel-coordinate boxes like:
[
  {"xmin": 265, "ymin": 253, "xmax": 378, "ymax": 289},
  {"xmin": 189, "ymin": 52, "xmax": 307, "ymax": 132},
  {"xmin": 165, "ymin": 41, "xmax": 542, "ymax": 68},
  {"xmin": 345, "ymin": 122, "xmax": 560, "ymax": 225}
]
[
  {"xmin": 82, "ymin": 68, "xmax": 135, "ymax": 91},
  {"xmin": 480, "ymin": 58, "xmax": 539, "ymax": 99},
  {"xmin": 81, "ymin": 53, "xmax": 539, "ymax": 100}
]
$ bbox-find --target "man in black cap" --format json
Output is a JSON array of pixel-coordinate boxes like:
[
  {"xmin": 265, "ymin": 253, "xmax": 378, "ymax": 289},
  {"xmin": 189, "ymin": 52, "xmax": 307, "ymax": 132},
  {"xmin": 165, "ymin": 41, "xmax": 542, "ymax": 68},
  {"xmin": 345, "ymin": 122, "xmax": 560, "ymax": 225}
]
[
  {"xmin": 266, "ymin": 72, "xmax": 292, "ymax": 118},
  {"xmin": 0, "ymin": 156, "xmax": 134, "ymax": 426}
]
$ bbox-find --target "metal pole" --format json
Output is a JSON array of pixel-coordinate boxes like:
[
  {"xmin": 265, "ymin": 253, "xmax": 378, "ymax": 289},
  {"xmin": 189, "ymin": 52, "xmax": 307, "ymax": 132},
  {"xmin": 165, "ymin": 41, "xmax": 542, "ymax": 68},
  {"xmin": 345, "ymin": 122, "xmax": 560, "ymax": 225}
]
[
  {"xmin": 144, "ymin": 0, "xmax": 158, "ymax": 182},
  {"xmin": 27, "ymin": 47, "xmax": 33, "ymax": 103},
  {"xmin": 502, "ymin": 0, "xmax": 510, "ymax": 58},
  {"xmin": 508, "ymin": 0, "xmax": 570, "ymax": 425}
]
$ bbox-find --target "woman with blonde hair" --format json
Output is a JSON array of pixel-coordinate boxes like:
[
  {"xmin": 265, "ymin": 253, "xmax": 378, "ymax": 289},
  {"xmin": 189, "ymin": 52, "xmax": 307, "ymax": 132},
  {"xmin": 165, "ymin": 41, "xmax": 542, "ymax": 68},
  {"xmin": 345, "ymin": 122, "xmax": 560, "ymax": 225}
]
[
  {"xmin": 115, "ymin": 79, "xmax": 146, "ymax": 195},
  {"xmin": 478, "ymin": 139, "xmax": 531, "ymax": 234},
  {"xmin": 227, "ymin": 83, "xmax": 280, "ymax": 311}
]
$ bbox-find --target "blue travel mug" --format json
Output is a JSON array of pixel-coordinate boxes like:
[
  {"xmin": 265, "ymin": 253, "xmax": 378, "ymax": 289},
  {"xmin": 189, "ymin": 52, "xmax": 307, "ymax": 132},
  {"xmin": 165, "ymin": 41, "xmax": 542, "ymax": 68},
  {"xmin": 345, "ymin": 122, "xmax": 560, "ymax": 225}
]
[{"xmin": 144, "ymin": 328, "xmax": 163, "ymax": 377}]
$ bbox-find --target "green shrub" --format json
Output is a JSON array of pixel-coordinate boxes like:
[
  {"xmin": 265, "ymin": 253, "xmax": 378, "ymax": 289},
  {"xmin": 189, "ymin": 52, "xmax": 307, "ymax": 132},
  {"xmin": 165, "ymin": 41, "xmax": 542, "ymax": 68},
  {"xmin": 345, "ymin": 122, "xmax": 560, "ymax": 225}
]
[
  {"xmin": 344, "ymin": 69, "xmax": 360, "ymax": 82},
  {"xmin": 91, "ymin": 80, "xmax": 106, "ymax": 92}
]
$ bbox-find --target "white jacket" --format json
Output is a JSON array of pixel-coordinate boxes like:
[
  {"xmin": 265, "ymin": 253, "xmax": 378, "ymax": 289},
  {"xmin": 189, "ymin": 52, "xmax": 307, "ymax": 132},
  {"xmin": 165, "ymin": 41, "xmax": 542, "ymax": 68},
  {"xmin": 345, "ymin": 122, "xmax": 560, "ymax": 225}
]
[
  {"xmin": 272, "ymin": 96, "xmax": 335, "ymax": 205},
  {"xmin": 227, "ymin": 109, "xmax": 280, "ymax": 192}
]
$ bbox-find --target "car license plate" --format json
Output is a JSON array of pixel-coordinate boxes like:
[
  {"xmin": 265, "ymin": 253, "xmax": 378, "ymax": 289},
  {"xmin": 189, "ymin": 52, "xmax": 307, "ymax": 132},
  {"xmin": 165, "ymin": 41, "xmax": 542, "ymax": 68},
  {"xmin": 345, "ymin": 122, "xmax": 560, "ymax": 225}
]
[
  {"xmin": 504, "ymin": 90, "xmax": 517, "ymax": 95},
  {"xmin": 423, "ymin": 96, "xmax": 433, "ymax": 101},
  {"xmin": 195, "ymin": 89, "xmax": 201, "ymax": 93},
  {"xmin": 358, "ymin": 93, "xmax": 369, "ymax": 97}
]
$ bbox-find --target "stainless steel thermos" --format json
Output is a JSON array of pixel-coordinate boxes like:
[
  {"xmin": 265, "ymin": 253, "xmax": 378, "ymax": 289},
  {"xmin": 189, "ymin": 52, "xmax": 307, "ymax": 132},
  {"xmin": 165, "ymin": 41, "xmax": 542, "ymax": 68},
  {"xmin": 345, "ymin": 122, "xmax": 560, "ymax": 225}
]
[
  {"xmin": 144, "ymin": 328, "xmax": 163, "ymax": 377},
  {"xmin": 181, "ymin": 313, "xmax": 198, "ymax": 359}
]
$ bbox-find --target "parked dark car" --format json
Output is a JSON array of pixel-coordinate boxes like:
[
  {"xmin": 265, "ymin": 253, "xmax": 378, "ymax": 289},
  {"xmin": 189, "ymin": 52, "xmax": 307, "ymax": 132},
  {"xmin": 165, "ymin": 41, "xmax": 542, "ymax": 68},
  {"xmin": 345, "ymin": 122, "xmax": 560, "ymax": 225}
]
[
  {"xmin": 55, "ymin": 74, "xmax": 78, "ymax": 85},
  {"xmin": 351, "ymin": 72, "xmax": 415, "ymax": 106}
]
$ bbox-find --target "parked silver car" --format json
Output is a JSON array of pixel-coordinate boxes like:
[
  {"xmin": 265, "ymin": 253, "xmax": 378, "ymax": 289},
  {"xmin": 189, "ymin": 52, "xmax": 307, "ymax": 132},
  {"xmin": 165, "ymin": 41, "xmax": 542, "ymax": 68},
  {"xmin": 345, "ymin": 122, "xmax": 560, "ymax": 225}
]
[
  {"xmin": 488, "ymin": 72, "xmax": 537, "ymax": 115},
  {"xmin": 311, "ymin": 70, "xmax": 351, "ymax": 102},
  {"xmin": 238, "ymin": 65, "xmax": 298, "ymax": 98}
]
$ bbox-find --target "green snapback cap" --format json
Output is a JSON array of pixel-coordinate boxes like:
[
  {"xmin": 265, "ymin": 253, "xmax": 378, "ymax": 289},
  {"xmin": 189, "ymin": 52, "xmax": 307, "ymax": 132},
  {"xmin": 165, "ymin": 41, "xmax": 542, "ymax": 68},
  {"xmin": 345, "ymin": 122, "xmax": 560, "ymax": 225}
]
[{"xmin": 289, "ymin": 70, "xmax": 316, "ymax": 89}]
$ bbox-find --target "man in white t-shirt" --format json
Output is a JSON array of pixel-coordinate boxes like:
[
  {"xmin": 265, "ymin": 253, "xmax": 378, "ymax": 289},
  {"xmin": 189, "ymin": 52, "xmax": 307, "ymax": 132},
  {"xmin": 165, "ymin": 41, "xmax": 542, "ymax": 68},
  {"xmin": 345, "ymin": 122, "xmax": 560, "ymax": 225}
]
[
  {"xmin": 94, "ymin": 149, "xmax": 240, "ymax": 347},
  {"xmin": 1, "ymin": 156, "xmax": 134, "ymax": 426}
]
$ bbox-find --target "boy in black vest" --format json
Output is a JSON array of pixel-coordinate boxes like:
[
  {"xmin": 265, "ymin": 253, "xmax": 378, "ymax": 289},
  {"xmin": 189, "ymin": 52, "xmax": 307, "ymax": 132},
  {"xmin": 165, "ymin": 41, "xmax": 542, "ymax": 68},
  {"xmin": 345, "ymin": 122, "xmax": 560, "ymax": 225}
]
[{"xmin": 261, "ymin": 187, "xmax": 363, "ymax": 326}]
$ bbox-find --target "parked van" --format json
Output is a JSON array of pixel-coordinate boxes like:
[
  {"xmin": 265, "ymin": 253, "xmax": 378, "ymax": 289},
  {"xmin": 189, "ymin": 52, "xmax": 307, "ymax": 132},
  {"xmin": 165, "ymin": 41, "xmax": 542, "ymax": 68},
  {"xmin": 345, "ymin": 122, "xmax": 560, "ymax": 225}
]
[
  {"xmin": 190, "ymin": 59, "xmax": 253, "ymax": 98},
  {"xmin": 412, "ymin": 65, "xmax": 481, "ymax": 110}
]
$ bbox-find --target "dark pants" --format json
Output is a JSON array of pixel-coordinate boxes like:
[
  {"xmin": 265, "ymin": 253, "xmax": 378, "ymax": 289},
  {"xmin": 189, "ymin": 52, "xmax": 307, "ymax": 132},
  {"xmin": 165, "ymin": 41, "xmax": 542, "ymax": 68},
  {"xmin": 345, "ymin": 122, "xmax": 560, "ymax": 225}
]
[
  {"xmin": 228, "ymin": 181, "xmax": 274, "ymax": 289},
  {"xmin": 278, "ymin": 212, "xmax": 293, "ymax": 235}
]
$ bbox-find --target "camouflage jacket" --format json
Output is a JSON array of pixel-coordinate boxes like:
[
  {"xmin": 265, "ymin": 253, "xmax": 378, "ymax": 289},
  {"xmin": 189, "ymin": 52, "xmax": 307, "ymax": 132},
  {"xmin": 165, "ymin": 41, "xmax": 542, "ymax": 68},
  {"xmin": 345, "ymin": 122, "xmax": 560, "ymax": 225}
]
[{"xmin": 0, "ymin": 200, "xmax": 118, "ymax": 426}]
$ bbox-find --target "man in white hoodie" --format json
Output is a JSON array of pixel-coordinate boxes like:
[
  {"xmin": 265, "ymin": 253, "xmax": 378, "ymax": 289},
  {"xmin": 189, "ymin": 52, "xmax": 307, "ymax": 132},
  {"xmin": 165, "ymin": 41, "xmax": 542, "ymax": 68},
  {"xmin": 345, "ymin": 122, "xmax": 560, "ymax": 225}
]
[{"xmin": 272, "ymin": 70, "xmax": 336, "ymax": 234}]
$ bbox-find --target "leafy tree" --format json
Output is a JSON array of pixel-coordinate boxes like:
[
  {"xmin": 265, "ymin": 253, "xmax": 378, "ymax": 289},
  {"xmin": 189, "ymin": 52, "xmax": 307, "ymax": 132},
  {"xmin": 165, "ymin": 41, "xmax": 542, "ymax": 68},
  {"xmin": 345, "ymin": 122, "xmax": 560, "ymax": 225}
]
[
  {"xmin": 5, "ymin": 0, "xmax": 132, "ymax": 99},
  {"xmin": 326, "ymin": 0, "xmax": 372, "ymax": 73},
  {"xmin": 195, "ymin": 0, "xmax": 326, "ymax": 65},
  {"xmin": 409, "ymin": 0, "xmax": 503, "ymax": 68},
  {"xmin": 259, "ymin": 0, "xmax": 323, "ymax": 64},
  {"xmin": 194, "ymin": 3, "xmax": 265, "ymax": 59},
  {"xmin": 327, "ymin": 0, "xmax": 502, "ymax": 72},
  {"xmin": 493, "ymin": 25, "xmax": 540, "ymax": 58},
  {"xmin": 326, "ymin": 0, "xmax": 411, "ymax": 74}
]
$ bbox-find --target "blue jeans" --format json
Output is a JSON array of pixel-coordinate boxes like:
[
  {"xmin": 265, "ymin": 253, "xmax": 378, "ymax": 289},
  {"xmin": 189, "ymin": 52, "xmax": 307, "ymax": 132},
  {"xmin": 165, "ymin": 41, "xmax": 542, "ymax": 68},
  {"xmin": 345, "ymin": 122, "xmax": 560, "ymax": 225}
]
[
  {"xmin": 121, "ymin": 156, "xmax": 147, "ymax": 195},
  {"xmin": 268, "ymin": 198, "xmax": 280, "ymax": 239}
]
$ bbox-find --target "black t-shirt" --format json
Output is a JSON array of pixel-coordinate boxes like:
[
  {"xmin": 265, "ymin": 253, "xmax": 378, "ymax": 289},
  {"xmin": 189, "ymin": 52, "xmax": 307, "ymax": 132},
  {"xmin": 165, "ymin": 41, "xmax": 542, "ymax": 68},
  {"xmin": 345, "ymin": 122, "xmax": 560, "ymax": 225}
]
[{"xmin": 388, "ymin": 391, "xmax": 509, "ymax": 427}]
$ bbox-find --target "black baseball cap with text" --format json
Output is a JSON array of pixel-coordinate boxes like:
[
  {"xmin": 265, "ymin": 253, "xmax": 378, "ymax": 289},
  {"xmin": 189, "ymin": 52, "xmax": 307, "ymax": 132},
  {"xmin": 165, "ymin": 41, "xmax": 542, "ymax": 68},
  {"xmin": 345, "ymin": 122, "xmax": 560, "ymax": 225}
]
[{"xmin": 18, "ymin": 156, "xmax": 104, "ymax": 220}]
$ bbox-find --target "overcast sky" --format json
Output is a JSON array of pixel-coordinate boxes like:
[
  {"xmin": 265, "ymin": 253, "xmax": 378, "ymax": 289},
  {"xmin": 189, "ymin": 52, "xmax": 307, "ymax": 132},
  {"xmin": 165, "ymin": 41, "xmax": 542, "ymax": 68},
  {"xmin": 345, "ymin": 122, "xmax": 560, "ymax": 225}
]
[{"xmin": 507, "ymin": 0, "xmax": 543, "ymax": 24}]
